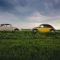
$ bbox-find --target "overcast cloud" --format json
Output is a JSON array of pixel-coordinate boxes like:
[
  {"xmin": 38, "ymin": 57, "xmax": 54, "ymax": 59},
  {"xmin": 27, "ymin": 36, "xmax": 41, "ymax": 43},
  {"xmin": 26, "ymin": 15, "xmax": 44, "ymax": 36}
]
[{"xmin": 0, "ymin": 0, "xmax": 60, "ymax": 29}]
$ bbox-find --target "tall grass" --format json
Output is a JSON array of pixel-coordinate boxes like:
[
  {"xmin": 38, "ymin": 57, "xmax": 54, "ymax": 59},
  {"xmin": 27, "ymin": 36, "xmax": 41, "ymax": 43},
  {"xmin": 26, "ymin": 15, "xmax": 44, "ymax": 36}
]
[
  {"xmin": 0, "ymin": 31, "xmax": 60, "ymax": 60},
  {"xmin": 0, "ymin": 31, "xmax": 60, "ymax": 39}
]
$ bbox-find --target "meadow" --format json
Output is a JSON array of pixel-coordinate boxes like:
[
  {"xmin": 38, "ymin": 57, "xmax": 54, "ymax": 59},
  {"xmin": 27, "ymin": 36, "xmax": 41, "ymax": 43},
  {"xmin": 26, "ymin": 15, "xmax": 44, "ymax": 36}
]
[{"xmin": 0, "ymin": 31, "xmax": 60, "ymax": 60}]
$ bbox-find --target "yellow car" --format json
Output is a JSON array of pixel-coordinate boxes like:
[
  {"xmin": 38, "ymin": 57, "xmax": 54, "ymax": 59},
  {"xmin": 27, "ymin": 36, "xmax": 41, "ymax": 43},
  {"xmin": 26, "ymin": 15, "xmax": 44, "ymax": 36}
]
[{"xmin": 32, "ymin": 24, "xmax": 56, "ymax": 33}]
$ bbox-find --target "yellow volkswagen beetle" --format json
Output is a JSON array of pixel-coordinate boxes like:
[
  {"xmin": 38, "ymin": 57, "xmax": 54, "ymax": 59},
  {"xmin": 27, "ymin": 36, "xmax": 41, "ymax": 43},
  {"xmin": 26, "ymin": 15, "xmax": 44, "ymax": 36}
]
[{"xmin": 32, "ymin": 24, "xmax": 56, "ymax": 33}]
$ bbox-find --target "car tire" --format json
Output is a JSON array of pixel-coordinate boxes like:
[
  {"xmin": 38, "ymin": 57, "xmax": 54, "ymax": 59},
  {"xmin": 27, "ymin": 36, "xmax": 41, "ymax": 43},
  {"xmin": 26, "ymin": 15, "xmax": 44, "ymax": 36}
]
[
  {"xmin": 14, "ymin": 28, "xmax": 19, "ymax": 31},
  {"xmin": 32, "ymin": 29, "xmax": 38, "ymax": 33},
  {"xmin": 50, "ymin": 29, "xmax": 56, "ymax": 32}
]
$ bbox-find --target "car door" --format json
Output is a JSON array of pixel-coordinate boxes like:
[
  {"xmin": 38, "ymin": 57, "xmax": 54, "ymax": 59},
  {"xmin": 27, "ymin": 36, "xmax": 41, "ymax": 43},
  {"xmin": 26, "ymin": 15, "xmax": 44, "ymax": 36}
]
[
  {"xmin": 38, "ymin": 25, "xmax": 51, "ymax": 32},
  {"xmin": 5, "ymin": 25, "xmax": 13, "ymax": 31}
]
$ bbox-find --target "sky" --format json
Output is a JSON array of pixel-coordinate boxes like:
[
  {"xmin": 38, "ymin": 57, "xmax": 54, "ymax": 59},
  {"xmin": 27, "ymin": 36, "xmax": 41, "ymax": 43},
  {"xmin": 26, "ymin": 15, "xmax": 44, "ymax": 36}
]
[{"xmin": 0, "ymin": 0, "xmax": 60, "ymax": 29}]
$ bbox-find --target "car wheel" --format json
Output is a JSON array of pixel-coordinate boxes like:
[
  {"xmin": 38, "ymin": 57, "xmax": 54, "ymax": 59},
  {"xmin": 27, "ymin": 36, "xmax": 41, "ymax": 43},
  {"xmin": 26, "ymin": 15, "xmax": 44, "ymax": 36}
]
[
  {"xmin": 14, "ymin": 28, "xmax": 19, "ymax": 31},
  {"xmin": 32, "ymin": 29, "xmax": 38, "ymax": 33},
  {"xmin": 50, "ymin": 29, "xmax": 56, "ymax": 32}
]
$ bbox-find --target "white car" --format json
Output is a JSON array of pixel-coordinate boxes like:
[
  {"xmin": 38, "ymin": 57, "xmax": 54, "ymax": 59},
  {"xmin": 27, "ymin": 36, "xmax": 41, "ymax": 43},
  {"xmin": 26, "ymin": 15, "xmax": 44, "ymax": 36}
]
[{"xmin": 0, "ymin": 24, "xmax": 19, "ymax": 31}]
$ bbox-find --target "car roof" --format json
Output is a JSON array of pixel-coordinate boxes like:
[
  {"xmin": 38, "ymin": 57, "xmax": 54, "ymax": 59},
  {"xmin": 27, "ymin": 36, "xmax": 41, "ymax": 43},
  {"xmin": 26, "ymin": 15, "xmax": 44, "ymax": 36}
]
[
  {"xmin": 40, "ymin": 24, "xmax": 51, "ymax": 26},
  {"xmin": 0, "ymin": 24, "xmax": 11, "ymax": 25},
  {"xmin": 40, "ymin": 24, "xmax": 54, "ymax": 28},
  {"xmin": 0, "ymin": 24, "xmax": 11, "ymax": 26}
]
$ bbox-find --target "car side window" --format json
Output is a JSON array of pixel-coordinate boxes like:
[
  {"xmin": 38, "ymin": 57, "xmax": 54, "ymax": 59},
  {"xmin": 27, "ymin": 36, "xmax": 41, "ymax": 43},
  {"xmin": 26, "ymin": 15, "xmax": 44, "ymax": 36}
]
[
  {"xmin": 1, "ymin": 24, "xmax": 6, "ymax": 27},
  {"xmin": 44, "ymin": 25, "xmax": 51, "ymax": 28},
  {"xmin": 6, "ymin": 25, "xmax": 10, "ymax": 27},
  {"xmin": 40, "ymin": 25, "xmax": 44, "ymax": 28},
  {"xmin": 1, "ymin": 24, "xmax": 4, "ymax": 27},
  {"xmin": 40, "ymin": 25, "xmax": 51, "ymax": 28}
]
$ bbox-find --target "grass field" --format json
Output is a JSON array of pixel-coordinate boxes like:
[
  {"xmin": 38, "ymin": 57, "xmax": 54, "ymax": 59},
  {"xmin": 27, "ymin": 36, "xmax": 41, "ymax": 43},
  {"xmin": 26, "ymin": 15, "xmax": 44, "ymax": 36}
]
[{"xmin": 0, "ymin": 31, "xmax": 60, "ymax": 60}]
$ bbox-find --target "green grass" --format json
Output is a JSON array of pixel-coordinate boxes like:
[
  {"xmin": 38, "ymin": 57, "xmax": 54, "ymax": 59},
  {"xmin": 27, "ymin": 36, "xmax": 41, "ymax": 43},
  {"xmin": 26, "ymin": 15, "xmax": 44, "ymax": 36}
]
[{"xmin": 0, "ymin": 31, "xmax": 60, "ymax": 60}]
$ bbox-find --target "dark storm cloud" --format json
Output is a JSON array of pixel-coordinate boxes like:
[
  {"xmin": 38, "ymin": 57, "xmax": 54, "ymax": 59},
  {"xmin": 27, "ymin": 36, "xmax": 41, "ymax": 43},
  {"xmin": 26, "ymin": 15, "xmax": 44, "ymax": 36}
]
[
  {"xmin": 0, "ymin": 0, "xmax": 14, "ymax": 11},
  {"xmin": 0, "ymin": 0, "xmax": 60, "ymax": 29},
  {"xmin": 0, "ymin": 0, "xmax": 60, "ymax": 16},
  {"xmin": 30, "ymin": 0, "xmax": 60, "ymax": 16}
]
